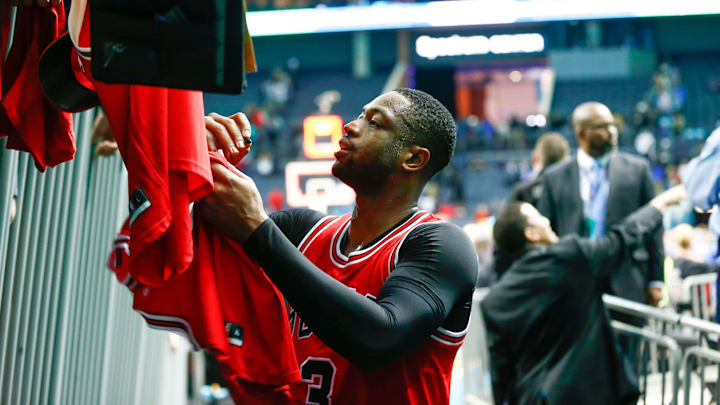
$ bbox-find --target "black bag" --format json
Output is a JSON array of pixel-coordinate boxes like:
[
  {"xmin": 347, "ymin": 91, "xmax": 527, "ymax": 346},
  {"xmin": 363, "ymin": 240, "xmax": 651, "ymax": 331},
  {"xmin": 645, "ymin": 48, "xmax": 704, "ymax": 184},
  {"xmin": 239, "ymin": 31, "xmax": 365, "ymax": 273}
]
[{"xmin": 90, "ymin": 0, "xmax": 246, "ymax": 93}]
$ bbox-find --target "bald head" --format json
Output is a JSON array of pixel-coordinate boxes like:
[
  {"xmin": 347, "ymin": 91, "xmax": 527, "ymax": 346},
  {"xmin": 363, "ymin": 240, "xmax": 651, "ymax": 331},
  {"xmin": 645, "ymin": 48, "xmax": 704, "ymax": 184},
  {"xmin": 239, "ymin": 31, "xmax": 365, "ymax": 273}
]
[
  {"xmin": 572, "ymin": 102, "xmax": 612, "ymax": 129},
  {"xmin": 571, "ymin": 101, "xmax": 618, "ymax": 158}
]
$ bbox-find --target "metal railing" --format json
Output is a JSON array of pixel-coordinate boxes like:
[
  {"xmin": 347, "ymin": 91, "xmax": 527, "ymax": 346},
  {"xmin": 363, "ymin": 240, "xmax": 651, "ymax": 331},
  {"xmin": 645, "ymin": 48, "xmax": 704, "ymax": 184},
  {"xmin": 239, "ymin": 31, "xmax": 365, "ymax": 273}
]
[
  {"xmin": 682, "ymin": 272, "xmax": 717, "ymax": 321},
  {"xmin": 610, "ymin": 320, "xmax": 682, "ymax": 405},
  {"xmin": 605, "ymin": 294, "xmax": 720, "ymax": 405},
  {"xmin": 0, "ymin": 112, "xmax": 188, "ymax": 404},
  {"xmin": 0, "ymin": 5, "xmax": 194, "ymax": 402},
  {"xmin": 683, "ymin": 346, "xmax": 720, "ymax": 405},
  {"xmin": 459, "ymin": 291, "xmax": 720, "ymax": 405}
]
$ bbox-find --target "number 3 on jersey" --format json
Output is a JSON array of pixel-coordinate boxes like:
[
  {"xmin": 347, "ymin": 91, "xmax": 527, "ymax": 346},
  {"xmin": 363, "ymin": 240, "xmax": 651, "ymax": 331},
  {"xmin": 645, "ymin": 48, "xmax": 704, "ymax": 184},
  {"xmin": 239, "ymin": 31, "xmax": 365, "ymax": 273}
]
[{"xmin": 301, "ymin": 357, "xmax": 336, "ymax": 405}]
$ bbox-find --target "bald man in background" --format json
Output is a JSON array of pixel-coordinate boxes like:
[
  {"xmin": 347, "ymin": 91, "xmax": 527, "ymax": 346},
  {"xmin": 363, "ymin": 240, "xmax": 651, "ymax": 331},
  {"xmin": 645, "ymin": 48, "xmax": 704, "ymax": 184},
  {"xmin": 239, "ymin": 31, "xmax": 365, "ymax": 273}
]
[{"xmin": 537, "ymin": 101, "xmax": 663, "ymax": 313}]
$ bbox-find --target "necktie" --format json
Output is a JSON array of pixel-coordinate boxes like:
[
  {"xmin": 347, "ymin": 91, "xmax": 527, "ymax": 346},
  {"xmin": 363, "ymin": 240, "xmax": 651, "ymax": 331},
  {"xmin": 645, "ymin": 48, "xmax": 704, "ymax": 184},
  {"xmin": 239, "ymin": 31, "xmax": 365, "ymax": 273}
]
[{"xmin": 587, "ymin": 161, "xmax": 607, "ymax": 238}]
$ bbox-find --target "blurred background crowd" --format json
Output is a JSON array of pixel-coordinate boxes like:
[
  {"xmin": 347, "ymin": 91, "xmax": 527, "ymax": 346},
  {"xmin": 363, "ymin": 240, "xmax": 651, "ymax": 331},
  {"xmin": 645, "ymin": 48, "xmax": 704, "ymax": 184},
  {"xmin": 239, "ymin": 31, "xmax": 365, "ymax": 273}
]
[{"xmin": 199, "ymin": 12, "xmax": 720, "ymax": 302}]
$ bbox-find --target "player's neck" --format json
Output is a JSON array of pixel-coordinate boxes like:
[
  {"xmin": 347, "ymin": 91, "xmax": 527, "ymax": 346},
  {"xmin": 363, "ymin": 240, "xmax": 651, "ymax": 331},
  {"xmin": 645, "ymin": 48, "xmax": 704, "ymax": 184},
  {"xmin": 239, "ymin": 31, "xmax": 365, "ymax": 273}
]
[{"xmin": 344, "ymin": 194, "xmax": 418, "ymax": 254}]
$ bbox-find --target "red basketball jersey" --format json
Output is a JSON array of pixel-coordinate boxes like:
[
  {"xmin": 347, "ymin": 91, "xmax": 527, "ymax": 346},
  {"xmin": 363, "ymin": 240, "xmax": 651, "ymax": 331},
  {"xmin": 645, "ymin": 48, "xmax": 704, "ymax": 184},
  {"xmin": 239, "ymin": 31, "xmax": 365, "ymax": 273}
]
[
  {"xmin": 0, "ymin": 1, "xmax": 75, "ymax": 171},
  {"xmin": 289, "ymin": 212, "xmax": 467, "ymax": 405},
  {"xmin": 72, "ymin": 3, "xmax": 212, "ymax": 286},
  {"xmin": 108, "ymin": 152, "xmax": 301, "ymax": 405}
]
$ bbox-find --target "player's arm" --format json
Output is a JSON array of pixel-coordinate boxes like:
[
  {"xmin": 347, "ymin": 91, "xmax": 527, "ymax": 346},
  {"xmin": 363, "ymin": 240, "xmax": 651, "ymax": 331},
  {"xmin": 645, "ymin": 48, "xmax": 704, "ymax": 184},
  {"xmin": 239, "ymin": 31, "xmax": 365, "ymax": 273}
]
[
  {"xmin": 245, "ymin": 220, "xmax": 478, "ymax": 369},
  {"xmin": 268, "ymin": 208, "xmax": 327, "ymax": 246}
]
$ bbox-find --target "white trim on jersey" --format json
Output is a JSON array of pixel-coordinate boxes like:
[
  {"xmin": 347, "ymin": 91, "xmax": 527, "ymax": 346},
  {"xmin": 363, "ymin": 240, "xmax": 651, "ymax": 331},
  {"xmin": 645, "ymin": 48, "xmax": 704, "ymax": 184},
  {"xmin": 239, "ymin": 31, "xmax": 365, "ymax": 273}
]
[
  {"xmin": 129, "ymin": 200, "xmax": 151, "ymax": 226},
  {"xmin": 330, "ymin": 212, "xmax": 431, "ymax": 269},
  {"xmin": 299, "ymin": 215, "xmax": 336, "ymax": 254},
  {"xmin": 76, "ymin": 51, "xmax": 91, "ymax": 62},
  {"xmin": 112, "ymin": 240, "xmax": 130, "ymax": 257},
  {"xmin": 436, "ymin": 323, "xmax": 470, "ymax": 338},
  {"xmin": 135, "ymin": 311, "xmax": 202, "ymax": 350},
  {"xmin": 327, "ymin": 217, "xmax": 352, "ymax": 267},
  {"xmin": 68, "ymin": 0, "xmax": 91, "ymax": 53},
  {"xmin": 146, "ymin": 323, "xmax": 201, "ymax": 350},
  {"xmin": 430, "ymin": 334, "xmax": 465, "ymax": 346},
  {"xmin": 386, "ymin": 216, "xmax": 443, "ymax": 273},
  {"xmin": 431, "ymin": 316, "xmax": 471, "ymax": 346}
]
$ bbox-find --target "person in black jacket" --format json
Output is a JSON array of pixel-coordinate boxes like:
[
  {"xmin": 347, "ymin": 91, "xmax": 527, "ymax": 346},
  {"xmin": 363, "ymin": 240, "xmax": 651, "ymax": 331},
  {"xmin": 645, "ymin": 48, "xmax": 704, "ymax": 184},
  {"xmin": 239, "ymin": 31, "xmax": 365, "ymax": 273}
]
[
  {"xmin": 507, "ymin": 132, "xmax": 569, "ymax": 207},
  {"xmin": 482, "ymin": 184, "xmax": 686, "ymax": 405}
]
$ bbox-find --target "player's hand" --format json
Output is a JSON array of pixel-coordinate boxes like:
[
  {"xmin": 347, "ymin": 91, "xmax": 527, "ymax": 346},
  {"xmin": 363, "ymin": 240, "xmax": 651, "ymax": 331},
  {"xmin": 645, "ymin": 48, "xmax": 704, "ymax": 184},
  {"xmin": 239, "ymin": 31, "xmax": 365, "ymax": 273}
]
[
  {"xmin": 199, "ymin": 162, "xmax": 268, "ymax": 244},
  {"xmin": 205, "ymin": 112, "xmax": 252, "ymax": 166}
]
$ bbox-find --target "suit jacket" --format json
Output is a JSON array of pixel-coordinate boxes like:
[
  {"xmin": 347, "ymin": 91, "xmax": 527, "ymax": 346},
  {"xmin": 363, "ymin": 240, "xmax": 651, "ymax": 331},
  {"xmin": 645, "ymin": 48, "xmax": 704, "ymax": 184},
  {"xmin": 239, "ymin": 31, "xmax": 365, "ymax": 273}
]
[
  {"xmin": 481, "ymin": 205, "xmax": 663, "ymax": 405},
  {"xmin": 507, "ymin": 162, "xmax": 563, "ymax": 207},
  {"xmin": 536, "ymin": 151, "xmax": 663, "ymax": 304},
  {"xmin": 508, "ymin": 176, "xmax": 544, "ymax": 207}
]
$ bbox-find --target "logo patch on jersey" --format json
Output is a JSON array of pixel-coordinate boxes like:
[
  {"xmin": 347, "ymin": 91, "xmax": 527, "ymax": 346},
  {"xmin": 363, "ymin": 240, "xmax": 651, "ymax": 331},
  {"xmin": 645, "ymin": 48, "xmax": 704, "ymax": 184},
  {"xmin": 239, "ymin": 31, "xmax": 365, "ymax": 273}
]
[
  {"xmin": 128, "ymin": 188, "xmax": 151, "ymax": 226},
  {"xmin": 225, "ymin": 322, "xmax": 244, "ymax": 347}
]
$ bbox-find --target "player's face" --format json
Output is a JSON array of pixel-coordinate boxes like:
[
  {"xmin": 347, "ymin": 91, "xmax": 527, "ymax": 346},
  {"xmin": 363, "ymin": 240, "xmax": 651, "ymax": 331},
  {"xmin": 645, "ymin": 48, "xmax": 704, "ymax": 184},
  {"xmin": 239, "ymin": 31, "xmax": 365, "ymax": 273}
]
[
  {"xmin": 521, "ymin": 203, "xmax": 558, "ymax": 245},
  {"xmin": 577, "ymin": 107, "xmax": 618, "ymax": 158},
  {"xmin": 332, "ymin": 92, "xmax": 410, "ymax": 192}
]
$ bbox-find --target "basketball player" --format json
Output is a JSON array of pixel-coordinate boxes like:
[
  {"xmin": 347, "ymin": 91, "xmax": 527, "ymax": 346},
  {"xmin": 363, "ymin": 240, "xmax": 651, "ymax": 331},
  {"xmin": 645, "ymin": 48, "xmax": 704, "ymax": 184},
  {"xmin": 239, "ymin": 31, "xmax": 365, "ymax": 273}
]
[{"xmin": 200, "ymin": 88, "xmax": 478, "ymax": 404}]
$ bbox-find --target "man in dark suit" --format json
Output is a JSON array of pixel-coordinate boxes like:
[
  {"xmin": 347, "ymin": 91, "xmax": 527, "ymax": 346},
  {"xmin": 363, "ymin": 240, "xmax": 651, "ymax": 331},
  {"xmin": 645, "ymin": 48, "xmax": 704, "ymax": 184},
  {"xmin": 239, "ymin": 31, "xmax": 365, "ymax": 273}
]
[
  {"xmin": 537, "ymin": 102, "xmax": 664, "ymax": 308},
  {"xmin": 482, "ymin": 185, "xmax": 685, "ymax": 405},
  {"xmin": 508, "ymin": 132, "xmax": 570, "ymax": 206}
]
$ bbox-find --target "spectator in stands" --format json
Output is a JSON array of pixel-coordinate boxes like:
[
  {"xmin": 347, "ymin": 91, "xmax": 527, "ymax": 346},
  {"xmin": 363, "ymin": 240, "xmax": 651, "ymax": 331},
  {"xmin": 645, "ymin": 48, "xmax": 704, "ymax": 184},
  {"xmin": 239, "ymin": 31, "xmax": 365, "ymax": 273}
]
[
  {"xmin": 507, "ymin": 132, "xmax": 570, "ymax": 207},
  {"xmin": 261, "ymin": 67, "xmax": 293, "ymax": 115},
  {"xmin": 90, "ymin": 110, "xmax": 118, "ymax": 157},
  {"xmin": 482, "ymin": 185, "xmax": 686, "ymax": 405},
  {"xmin": 537, "ymin": 101, "xmax": 664, "ymax": 309}
]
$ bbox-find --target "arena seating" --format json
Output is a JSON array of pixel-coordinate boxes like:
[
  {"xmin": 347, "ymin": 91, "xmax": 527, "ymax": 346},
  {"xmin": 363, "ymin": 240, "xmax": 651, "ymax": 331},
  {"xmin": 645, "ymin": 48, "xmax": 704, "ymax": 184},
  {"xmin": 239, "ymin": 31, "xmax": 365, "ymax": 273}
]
[
  {"xmin": 283, "ymin": 68, "xmax": 390, "ymax": 126},
  {"xmin": 674, "ymin": 54, "xmax": 720, "ymax": 132},
  {"xmin": 551, "ymin": 77, "xmax": 651, "ymax": 117}
]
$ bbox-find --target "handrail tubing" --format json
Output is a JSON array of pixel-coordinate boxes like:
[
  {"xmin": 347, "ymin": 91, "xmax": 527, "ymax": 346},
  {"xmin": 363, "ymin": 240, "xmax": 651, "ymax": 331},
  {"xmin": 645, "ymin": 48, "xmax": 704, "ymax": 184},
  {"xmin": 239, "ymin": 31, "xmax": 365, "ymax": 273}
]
[{"xmin": 603, "ymin": 294, "xmax": 720, "ymax": 336}]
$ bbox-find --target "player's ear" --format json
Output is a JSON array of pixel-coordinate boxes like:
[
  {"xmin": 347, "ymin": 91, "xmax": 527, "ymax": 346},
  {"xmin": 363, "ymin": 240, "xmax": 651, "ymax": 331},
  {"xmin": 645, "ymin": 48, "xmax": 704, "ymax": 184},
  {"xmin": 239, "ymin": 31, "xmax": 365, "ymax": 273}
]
[{"xmin": 401, "ymin": 145, "xmax": 430, "ymax": 173}]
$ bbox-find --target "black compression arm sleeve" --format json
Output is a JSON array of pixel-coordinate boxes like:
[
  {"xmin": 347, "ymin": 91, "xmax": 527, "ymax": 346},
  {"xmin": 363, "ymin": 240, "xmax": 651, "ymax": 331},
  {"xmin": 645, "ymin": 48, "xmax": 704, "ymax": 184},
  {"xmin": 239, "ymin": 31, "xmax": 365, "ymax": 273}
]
[{"xmin": 244, "ymin": 219, "xmax": 477, "ymax": 369}]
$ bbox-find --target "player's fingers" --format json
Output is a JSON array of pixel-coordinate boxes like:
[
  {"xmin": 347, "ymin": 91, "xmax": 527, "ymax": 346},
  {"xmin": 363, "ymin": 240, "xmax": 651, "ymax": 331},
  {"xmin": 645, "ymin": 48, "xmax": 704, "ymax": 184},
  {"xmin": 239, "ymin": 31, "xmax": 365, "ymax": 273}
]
[
  {"xmin": 211, "ymin": 162, "xmax": 253, "ymax": 190},
  {"xmin": 210, "ymin": 161, "xmax": 234, "ymax": 183},
  {"xmin": 51, "ymin": 0, "xmax": 61, "ymax": 6},
  {"xmin": 205, "ymin": 115, "xmax": 240, "ymax": 158},
  {"xmin": 229, "ymin": 112, "xmax": 252, "ymax": 148},
  {"xmin": 209, "ymin": 112, "xmax": 245, "ymax": 150},
  {"xmin": 206, "ymin": 128, "xmax": 218, "ymax": 152}
]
